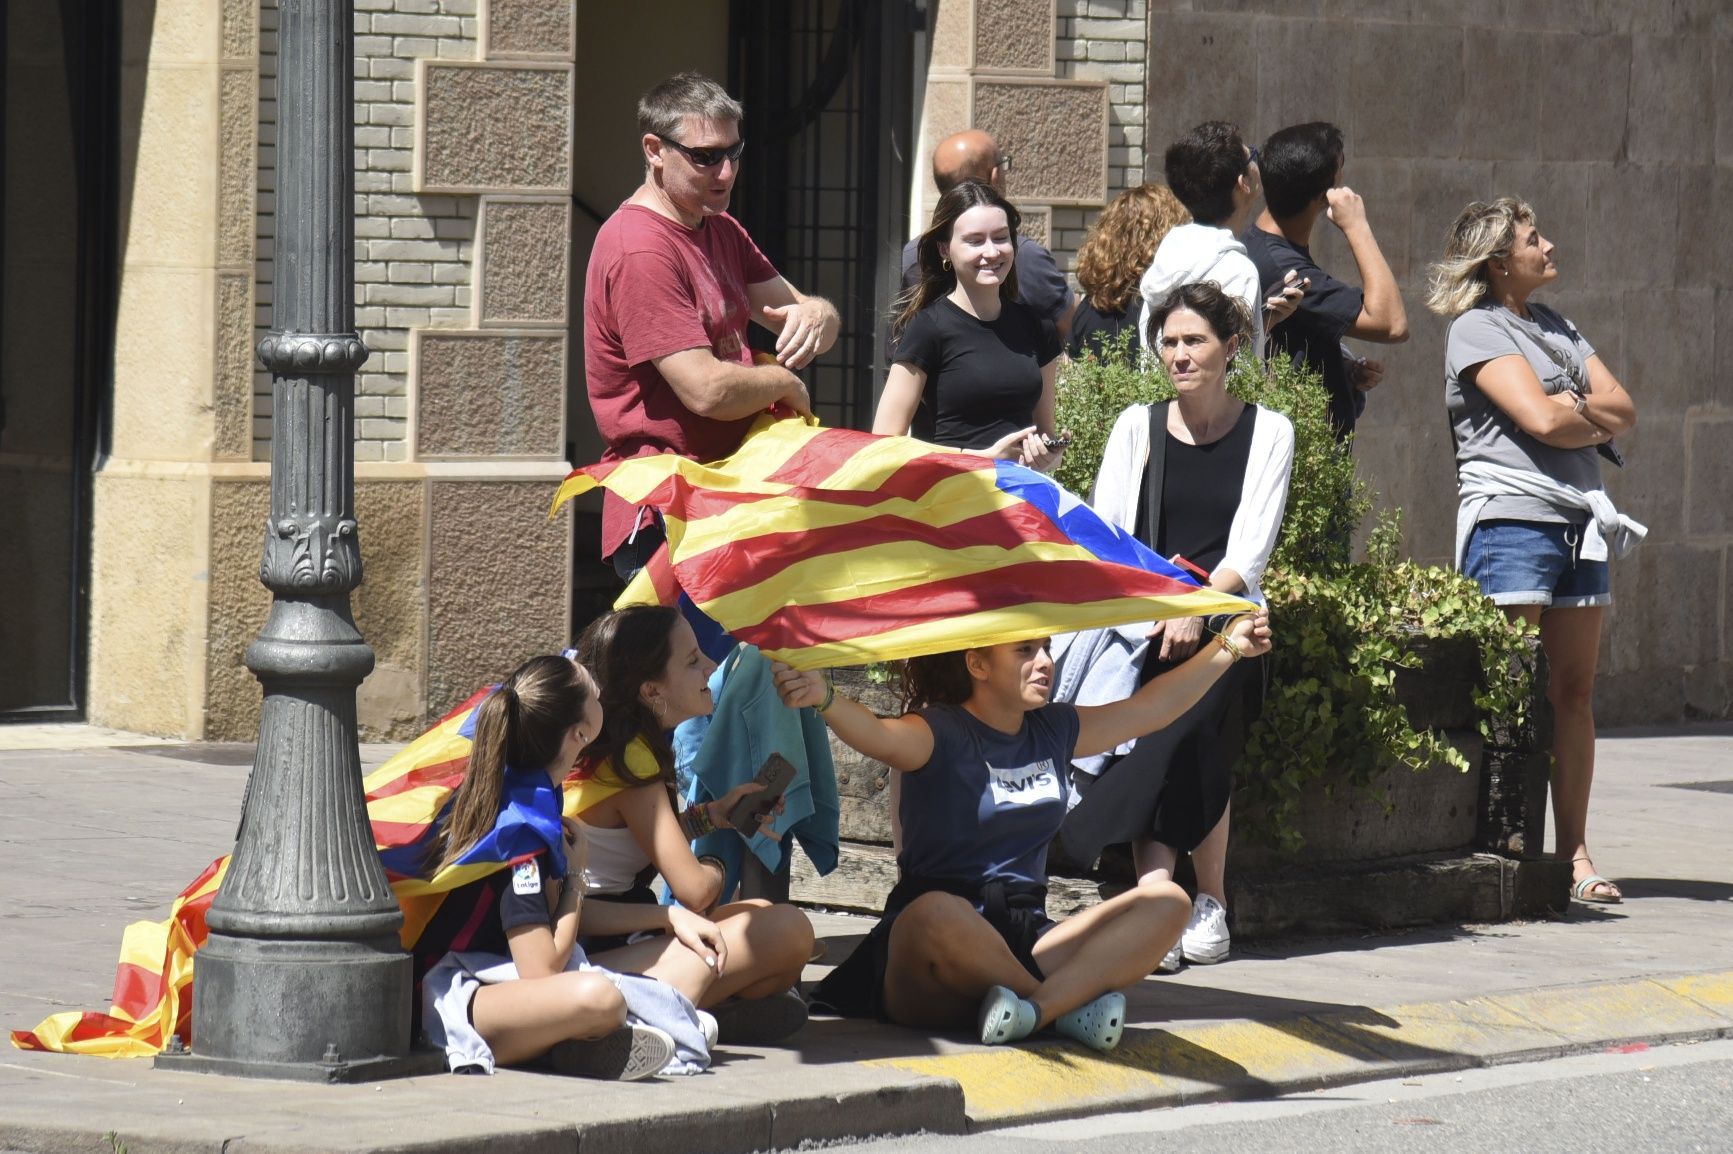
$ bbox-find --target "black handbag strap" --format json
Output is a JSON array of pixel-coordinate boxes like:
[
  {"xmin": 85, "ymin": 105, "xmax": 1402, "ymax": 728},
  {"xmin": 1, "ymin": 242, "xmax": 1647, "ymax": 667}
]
[{"xmin": 1142, "ymin": 402, "xmax": 1171, "ymax": 549}]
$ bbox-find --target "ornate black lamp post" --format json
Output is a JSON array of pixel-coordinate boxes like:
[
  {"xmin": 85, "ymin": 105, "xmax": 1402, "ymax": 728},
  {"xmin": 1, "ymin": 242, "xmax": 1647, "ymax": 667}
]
[{"xmin": 157, "ymin": 0, "xmax": 423, "ymax": 1080}]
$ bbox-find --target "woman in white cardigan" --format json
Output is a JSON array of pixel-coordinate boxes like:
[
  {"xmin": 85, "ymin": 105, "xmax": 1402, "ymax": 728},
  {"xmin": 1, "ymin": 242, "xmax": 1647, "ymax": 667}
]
[{"xmin": 1058, "ymin": 281, "xmax": 1292, "ymax": 973}]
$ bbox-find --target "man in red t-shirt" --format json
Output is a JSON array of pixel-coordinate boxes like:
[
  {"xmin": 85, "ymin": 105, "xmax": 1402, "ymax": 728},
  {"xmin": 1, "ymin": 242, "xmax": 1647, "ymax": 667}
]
[{"xmin": 585, "ymin": 72, "xmax": 840, "ymax": 574}]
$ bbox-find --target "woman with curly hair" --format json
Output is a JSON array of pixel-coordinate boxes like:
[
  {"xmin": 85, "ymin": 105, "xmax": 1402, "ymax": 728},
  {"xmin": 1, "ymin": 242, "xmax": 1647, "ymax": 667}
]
[
  {"xmin": 1068, "ymin": 184, "xmax": 1189, "ymax": 361},
  {"xmin": 1427, "ymin": 197, "xmax": 1639, "ymax": 906}
]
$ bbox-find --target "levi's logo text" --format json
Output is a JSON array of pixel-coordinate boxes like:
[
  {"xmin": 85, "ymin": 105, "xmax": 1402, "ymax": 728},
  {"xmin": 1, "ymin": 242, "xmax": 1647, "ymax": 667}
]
[{"xmin": 988, "ymin": 759, "xmax": 1061, "ymax": 807}]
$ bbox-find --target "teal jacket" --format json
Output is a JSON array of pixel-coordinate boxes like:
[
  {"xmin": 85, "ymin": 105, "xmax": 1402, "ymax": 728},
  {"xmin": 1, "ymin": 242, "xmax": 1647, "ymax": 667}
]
[{"xmin": 673, "ymin": 644, "xmax": 840, "ymax": 900}]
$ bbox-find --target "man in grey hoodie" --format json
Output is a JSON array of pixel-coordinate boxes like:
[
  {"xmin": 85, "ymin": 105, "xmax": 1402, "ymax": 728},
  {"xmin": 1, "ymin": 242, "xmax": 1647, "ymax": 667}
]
[{"xmin": 1138, "ymin": 121, "xmax": 1302, "ymax": 358}]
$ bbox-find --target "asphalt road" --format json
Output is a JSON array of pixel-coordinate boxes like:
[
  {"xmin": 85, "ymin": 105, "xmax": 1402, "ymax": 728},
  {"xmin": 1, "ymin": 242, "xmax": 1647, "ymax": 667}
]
[{"xmin": 790, "ymin": 1037, "xmax": 1733, "ymax": 1154}]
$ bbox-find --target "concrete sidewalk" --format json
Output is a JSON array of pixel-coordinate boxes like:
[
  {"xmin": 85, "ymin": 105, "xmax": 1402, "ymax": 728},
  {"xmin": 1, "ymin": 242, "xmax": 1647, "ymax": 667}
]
[{"xmin": 1, "ymin": 725, "xmax": 1730, "ymax": 1152}]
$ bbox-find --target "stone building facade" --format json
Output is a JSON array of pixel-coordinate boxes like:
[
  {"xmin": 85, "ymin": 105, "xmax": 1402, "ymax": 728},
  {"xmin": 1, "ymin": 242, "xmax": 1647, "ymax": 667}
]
[
  {"xmin": 914, "ymin": 0, "xmax": 1732, "ymax": 725},
  {"xmin": 5, "ymin": 0, "xmax": 1726, "ymax": 737},
  {"xmin": 83, "ymin": 0, "xmax": 576, "ymax": 742}
]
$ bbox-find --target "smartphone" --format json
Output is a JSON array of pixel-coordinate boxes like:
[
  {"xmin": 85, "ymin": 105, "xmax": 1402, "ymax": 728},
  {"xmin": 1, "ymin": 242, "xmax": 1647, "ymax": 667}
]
[{"xmin": 726, "ymin": 753, "xmax": 798, "ymax": 837}]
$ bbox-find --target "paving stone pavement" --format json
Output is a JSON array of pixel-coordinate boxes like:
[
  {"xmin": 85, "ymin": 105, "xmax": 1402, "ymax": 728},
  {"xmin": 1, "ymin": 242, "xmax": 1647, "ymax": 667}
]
[{"xmin": 1, "ymin": 724, "xmax": 1729, "ymax": 1152}]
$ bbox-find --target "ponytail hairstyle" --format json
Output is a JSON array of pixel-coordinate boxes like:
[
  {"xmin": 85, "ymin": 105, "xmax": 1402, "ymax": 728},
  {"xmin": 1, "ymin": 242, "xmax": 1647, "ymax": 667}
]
[
  {"xmin": 891, "ymin": 178, "xmax": 1022, "ymax": 338},
  {"xmin": 575, "ymin": 605, "xmax": 682, "ymax": 787},
  {"xmin": 434, "ymin": 654, "xmax": 593, "ymax": 873},
  {"xmin": 1425, "ymin": 197, "xmax": 1535, "ymax": 317},
  {"xmin": 900, "ymin": 649, "xmax": 978, "ymax": 711}
]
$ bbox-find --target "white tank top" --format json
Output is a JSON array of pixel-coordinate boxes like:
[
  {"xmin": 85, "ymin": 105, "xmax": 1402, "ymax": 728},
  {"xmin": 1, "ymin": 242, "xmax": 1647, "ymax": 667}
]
[{"xmin": 579, "ymin": 821, "xmax": 651, "ymax": 895}]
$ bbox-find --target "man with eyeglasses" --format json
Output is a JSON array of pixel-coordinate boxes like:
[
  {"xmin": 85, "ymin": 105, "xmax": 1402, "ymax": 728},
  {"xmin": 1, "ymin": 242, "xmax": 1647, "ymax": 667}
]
[
  {"xmin": 899, "ymin": 129, "xmax": 1074, "ymax": 345},
  {"xmin": 1137, "ymin": 121, "xmax": 1305, "ymax": 362},
  {"xmin": 585, "ymin": 71, "xmax": 840, "ymax": 579}
]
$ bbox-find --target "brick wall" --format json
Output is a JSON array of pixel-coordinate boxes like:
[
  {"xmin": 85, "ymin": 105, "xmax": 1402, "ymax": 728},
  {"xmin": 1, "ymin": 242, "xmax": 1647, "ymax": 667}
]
[
  {"xmin": 1050, "ymin": 0, "xmax": 1148, "ymax": 278},
  {"xmin": 254, "ymin": 0, "xmax": 479, "ymax": 463}
]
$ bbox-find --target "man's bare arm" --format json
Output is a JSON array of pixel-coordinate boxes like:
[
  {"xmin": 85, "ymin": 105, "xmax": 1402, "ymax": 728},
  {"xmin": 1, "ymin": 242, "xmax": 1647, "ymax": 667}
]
[
  {"xmin": 1327, "ymin": 187, "xmax": 1408, "ymax": 344},
  {"xmin": 652, "ymin": 346, "xmax": 812, "ymax": 421},
  {"xmin": 748, "ymin": 277, "xmax": 840, "ymax": 369}
]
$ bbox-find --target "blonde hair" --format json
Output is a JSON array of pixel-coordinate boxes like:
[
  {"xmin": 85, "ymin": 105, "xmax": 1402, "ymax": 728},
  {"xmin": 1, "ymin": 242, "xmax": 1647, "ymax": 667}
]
[
  {"xmin": 1425, "ymin": 197, "xmax": 1536, "ymax": 317},
  {"xmin": 1075, "ymin": 184, "xmax": 1190, "ymax": 313}
]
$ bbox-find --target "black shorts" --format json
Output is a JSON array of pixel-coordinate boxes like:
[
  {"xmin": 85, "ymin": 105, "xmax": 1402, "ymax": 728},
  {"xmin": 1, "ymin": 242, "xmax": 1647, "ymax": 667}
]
[{"xmin": 811, "ymin": 875, "xmax": 1051, "ymax": 1021}]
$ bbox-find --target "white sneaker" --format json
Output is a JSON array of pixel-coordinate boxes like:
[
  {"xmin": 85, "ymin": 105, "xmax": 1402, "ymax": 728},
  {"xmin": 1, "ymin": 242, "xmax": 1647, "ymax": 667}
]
[
  {"xmin": 1180, "ymin": 893, "xmax": 1229, "ymax": 965},
  {"xmin": 1155, "ymin": 940, "xmax": 1184, "ymax": 974}
]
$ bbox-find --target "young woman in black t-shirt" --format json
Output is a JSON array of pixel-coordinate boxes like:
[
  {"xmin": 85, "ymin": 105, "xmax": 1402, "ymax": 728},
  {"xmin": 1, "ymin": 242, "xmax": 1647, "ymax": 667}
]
[{"xmin": 874, "ymin": 180, "xmax": 1065, "ymax": 469}]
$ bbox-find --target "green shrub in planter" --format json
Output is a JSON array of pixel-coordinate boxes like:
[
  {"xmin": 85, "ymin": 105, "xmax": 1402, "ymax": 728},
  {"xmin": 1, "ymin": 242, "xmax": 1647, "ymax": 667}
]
[{"xmin": 1054, "ymin": 341, "xmax": 1536, "ymax": 853}]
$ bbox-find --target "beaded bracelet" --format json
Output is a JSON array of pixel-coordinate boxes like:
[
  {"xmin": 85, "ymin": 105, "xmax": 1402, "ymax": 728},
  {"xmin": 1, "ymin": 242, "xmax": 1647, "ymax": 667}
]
[{"xmin": 680, "ymin": 800, "xmax": 718, "ymax": 841}]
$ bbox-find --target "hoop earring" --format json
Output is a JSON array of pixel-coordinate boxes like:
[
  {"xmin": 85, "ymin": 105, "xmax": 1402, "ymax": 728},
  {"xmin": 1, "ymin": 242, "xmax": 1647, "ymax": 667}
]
[{"xmin": 941, "ymin": 258, "xmax": 952, "ymax": 272}]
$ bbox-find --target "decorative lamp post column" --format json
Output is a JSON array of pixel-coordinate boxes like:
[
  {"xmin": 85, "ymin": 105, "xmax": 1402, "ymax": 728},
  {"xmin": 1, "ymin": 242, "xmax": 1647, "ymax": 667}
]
[{"xmin": 158, "ymin": 0, "xmax": 423, "ymax": 1081}]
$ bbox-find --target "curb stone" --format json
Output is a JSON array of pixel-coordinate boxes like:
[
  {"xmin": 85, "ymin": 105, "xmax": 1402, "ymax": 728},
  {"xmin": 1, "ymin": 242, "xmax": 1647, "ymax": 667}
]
[{"xmin": 864, "ymin": 969, "xmax": 1733, "ymax": 1129}]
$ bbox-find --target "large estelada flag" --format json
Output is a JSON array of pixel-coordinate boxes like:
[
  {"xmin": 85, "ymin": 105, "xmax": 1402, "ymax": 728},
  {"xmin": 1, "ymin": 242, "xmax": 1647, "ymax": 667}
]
[
  {"xmin": 10, "ymin": 691, "xmax": 627, "ymax": 1058},
  {"xmin": 554, "ymin": 415, "xmax": 1255, "ymax": 668}
]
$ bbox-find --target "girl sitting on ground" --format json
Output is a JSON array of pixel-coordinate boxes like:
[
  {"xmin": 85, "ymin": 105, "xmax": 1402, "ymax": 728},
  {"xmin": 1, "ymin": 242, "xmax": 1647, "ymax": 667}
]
[
  {"xmin": 571, "ymin": 605, "xmax": 816, "ymax": 1044},
  {"xmin": 418, "ymin": 654, "xmax": 685, "ymax": 1080},
  {"xmin": 771, "ymin": 610, "xmax": 1271, "ymax": 1053}
]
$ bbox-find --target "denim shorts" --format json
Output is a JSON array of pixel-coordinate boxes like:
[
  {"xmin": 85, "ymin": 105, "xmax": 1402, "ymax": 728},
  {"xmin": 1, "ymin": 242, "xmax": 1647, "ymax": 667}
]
[{"xmin": 1463, "ymin": 519, "xmax": 1611, "ymax": 609}]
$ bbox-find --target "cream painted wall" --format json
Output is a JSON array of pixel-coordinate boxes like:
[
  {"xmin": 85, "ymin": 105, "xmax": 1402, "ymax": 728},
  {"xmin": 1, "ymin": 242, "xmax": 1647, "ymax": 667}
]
[{"xmin": 88, "ymin": 0, "xmax": 232, "ymax": 736}]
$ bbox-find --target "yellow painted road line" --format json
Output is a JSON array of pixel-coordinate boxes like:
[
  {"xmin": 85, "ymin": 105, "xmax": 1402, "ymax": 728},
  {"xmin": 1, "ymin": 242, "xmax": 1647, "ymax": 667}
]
[
  {"xmin": 863, "ymin": 974, "xmax": 1733, "ymax": 1126},
  {"xmin": 1653, "ymin": 971, "xmax": 1733, "ymax": 1023}
]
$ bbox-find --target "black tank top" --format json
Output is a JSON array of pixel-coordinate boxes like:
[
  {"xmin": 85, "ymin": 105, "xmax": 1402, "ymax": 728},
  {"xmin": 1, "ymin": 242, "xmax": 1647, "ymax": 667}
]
[{"xmin": 1134, "ymin": 403, "xmax": 1256, "ymax": 574}]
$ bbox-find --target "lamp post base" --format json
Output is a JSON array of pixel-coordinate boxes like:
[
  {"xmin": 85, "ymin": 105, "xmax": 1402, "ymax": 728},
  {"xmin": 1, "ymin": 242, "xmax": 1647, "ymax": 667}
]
[
  {"xmin": 154, "ymin": 1046, "xmax": 447, "ymax": 1083},
  {"xmin": 166, "ymin": 931, "xmax": 431, "ymax": 1081}
]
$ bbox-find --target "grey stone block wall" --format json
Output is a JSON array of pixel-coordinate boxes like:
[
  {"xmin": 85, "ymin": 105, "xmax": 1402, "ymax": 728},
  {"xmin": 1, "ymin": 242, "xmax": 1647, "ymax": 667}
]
[
  {"xmin": 1135, "ymin": 0, "xmax": 1732, "ymax": 725},
  {"xmin": 254, "ymin": 0, "xmax": 479, "ymax": 463}
]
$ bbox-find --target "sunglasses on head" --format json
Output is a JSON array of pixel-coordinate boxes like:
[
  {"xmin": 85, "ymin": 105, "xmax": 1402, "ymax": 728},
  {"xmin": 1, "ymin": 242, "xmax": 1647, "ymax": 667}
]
[{"xmin": 656, "ymin": 134, "xmax": 746, "ymax": 168}]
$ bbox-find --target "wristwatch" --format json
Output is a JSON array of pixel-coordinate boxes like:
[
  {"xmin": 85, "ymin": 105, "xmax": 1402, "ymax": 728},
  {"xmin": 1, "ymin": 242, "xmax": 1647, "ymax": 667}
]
[{"xmin": 1569, "ymin": 388, "xmax": 1587, "ymax": 415}]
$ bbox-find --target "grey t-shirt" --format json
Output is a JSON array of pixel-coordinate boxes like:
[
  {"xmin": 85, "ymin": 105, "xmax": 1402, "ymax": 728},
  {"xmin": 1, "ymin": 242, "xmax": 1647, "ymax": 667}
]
[{"xmin": 1444, "ymin": 301, "xmax": 1603, "ymax": 525}]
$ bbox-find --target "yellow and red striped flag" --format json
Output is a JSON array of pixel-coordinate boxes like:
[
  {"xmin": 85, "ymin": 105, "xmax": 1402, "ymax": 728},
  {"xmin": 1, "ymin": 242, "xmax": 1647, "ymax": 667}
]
[
  {"xmin": 11, "ymin": 689, "xmax": 628, "ymax": 1058},
  {"xmin": 553, "ymin": 415, "xmax": 1254, "ymax": 668}
]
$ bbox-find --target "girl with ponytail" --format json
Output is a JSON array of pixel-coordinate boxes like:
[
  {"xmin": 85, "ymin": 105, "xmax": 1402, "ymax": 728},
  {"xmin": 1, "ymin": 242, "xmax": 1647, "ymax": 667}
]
[{"xmin": 418, "ymin": 654, "xmax": 706, "ymax": 1080}]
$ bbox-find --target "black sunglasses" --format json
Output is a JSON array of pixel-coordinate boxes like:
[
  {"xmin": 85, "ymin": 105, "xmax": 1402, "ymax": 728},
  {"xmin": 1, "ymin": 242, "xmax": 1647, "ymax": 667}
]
[
  {"xmin": 1246, "ymin": 145, "xmax": 1260, "ymax": 172},
  {"xmin": 656, "ymin": 134, "xmax": 746, "ymax": 168}
]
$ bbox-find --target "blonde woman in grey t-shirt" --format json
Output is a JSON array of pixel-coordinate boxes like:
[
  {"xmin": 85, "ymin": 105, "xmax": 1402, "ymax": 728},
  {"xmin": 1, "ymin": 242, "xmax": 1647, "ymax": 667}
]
[{"xmin": 1426, "ymin": 197, "xmax": 1637, "ymax": 906}]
